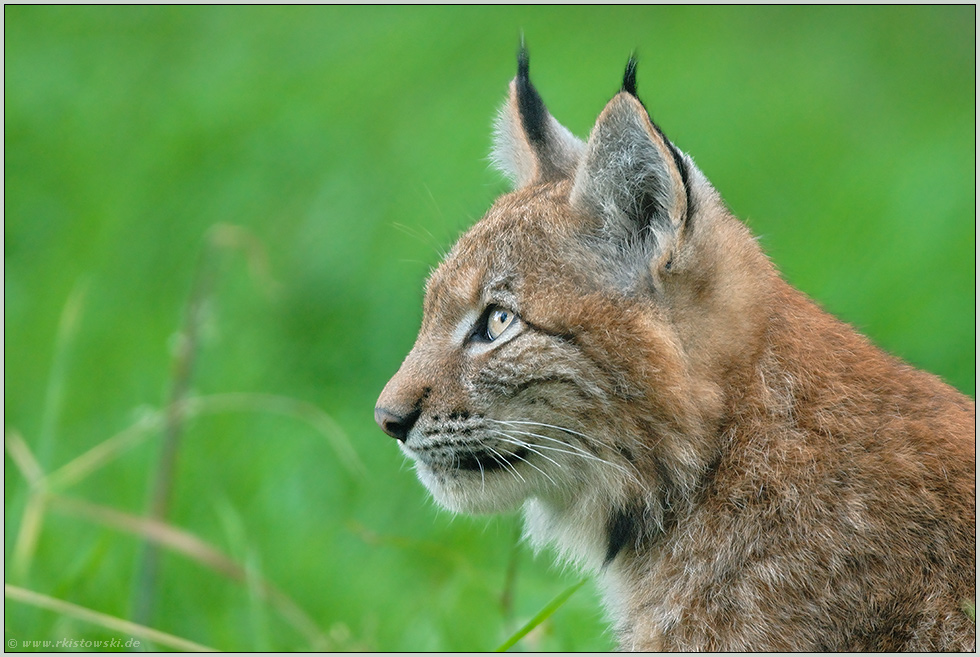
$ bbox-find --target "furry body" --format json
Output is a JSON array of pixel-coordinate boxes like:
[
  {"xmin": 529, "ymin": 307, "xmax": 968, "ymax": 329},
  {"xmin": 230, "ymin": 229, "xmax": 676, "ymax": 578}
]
[{"xmin": 375, "ymin": 49, "xmax": 975, "ymax": 651}]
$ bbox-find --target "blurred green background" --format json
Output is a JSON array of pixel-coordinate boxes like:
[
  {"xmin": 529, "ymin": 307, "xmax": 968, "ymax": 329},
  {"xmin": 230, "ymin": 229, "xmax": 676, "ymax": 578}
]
[{"xmin": 4, "ymin": 5, "xmax": 974, "ymax": 652}]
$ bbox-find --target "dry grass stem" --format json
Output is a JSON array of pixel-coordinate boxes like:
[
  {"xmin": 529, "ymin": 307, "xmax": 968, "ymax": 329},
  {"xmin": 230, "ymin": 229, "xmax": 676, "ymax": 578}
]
[
  {"xmin": 4, "ymin": 584, "xmax": 217, "ymax": 652},
  {"xmin": 6, "ymin": 430, "xmax": 45, "ymax": 486},
  {"xmin": 10, "ymin": 493, "xmax": 47, "ymax": 581},
  {"xmin": 186, "ymin": 392, "xmax": 365, "ymax": 476},
  {"xmin": 48, "ymin": 393, "xmax": 362, "ymax": 495},
  {"xmin": 50, "ymin": 495, "xmax": 331, "ymax": 649},
  {"xmin": 6, "ymin": 430, "xmax": 48, "ymax": 579},
  {"xmin": 47, "ymin": 412, "xmax": 164, "ymax": 492}
]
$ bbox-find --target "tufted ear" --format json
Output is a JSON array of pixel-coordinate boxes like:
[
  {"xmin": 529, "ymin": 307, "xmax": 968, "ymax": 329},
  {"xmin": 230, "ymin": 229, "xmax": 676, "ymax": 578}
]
[
  {"xmin": 570, "ymin": 58, "xmax": 689, "ymax": 271},
  {"xmin": 491, "ymin": 45, "xmax": 585, "ymax": 188}
]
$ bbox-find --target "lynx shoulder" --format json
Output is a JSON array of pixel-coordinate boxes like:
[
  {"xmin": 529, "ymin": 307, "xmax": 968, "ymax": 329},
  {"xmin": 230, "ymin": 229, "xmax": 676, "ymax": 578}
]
[{"xmin": 375, "ymin": 47, "xmax": 976, "ymax": 651}]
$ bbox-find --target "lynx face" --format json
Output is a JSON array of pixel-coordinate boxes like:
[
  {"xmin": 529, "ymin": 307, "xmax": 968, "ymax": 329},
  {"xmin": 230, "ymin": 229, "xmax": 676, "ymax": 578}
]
[
  {"xmin": 379, "ymin": 181, "xmax": 651, "ymax": 518},
  {"xmin": 375, "ymin": 49, "xmax": 747, "ymax": 567}
]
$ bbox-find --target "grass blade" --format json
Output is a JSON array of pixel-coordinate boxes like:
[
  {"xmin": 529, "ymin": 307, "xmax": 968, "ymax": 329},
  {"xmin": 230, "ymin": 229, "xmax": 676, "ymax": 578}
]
[
  {"xmin": 186, "ymin": 392, "xmax": 365, "ymax": 477},
  {"xmin": 10, "ymin": 493, "xmax": 47, "ymax": 582},
  {"xmin": 47, "ymin": 392, "xmax": 363, "ymax": 494},
  {"xmin": 5, "ymin": 430, "xmax": 47, "ymax": 580},
  {"xmin": 132, "ymin": 229, "xmax": 221, "ymax": 630},
  {"xmin": 495, "ymin": 577, "xmax": 587, "ymax": 652},
  {"xmin": 36, "ymin": 281, "xmax": 88, "ymax": 470},
  {"xmin": 5, "ymin": 430, "xmax": 45, "ymax": 487},
  {"xmin": 51, "ymin": 496, "xmax": 245, "ymax": 580},
  {"xmin": 46, "ymin": 411, "xmax": 163, "ymax": 492},
  {"xmin": 4, "ymin": 584, "xmax": 217, "ymax": 652},
  {"xmin": 499, "ymin": 520, "xmax": 522, "ymax": 623},
  {"xmin": 49, "ymin": 495, "xmax": 331, "ymax": 649}
]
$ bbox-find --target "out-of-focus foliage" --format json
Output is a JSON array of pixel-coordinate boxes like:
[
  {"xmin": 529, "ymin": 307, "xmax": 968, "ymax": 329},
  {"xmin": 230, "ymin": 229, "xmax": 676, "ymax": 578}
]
[{"xmin": 4, "ymin": 6, "xmax": 974, "ymax": 651}]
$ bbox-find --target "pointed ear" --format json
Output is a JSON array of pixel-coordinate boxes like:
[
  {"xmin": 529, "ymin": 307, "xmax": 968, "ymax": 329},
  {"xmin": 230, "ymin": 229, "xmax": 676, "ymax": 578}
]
[
  {"xmin": 570, "ymin": 81, "xmax": 689, "ymax": 269},
  {"xmin": 491, "ymin": 46, "xmax": 585, "ymax": 187}
]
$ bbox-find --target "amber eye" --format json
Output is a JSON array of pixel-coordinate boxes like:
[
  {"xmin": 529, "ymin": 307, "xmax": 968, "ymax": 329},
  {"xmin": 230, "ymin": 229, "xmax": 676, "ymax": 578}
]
[{"xmin": 486, "ymin": 306, "xmax": 515, "ymax": 341}]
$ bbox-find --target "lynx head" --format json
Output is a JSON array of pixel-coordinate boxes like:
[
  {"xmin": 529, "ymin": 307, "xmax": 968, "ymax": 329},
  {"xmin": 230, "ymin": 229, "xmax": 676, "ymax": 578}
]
[{"xmin": 376, "ymin": 47, "xmax": 770, "ymax": 570}]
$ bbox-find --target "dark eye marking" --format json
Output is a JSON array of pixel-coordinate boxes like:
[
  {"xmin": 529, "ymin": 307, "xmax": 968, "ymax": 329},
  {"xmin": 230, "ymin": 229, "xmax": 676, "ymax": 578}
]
[{"xmin": 520, "ymin": 318, "xmax": 580, "ymax": 346}]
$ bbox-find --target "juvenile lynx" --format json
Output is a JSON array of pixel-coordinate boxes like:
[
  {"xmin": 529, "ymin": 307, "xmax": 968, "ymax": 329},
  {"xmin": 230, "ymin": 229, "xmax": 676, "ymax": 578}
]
[{"xmin": 375, "ymin": 48, "xmax": 976, "ymax": 651}]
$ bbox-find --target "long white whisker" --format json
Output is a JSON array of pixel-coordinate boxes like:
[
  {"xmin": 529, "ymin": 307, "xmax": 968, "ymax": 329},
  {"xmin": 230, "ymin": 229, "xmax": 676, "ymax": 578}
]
[
  {"xmin": 495, "ymin": 426, "xmax": 641, "ymax": 485},
  {"xmin": 508, "ymin": 429, "xmax": 601, "ymax": 458},
  {"xmin": 500, "ymin": 426, "xmax": 613, "ymax": 461},
  {"xmin": 492, "ymin": 417, "xmax": 627, "ymax": 455},
  {"xmin": 495, "ymin": 418, "xmax": 629, "ymax": 453},
  {"xmin": 497, "ymin": 419, "xmax": 595, "ymax": 441},
  {"xmin": 477, "ymin": 451, "xmax": 485, "ymax": 492},
  {"xmin": 519, "ymin": 457, "xmax": 558, "ymax": 487},
  {"xmin": 513, "ymin": 431, "xmax": 630, "ymax": 469},
  {"xmin": 494, "ymin": 431, "xmax": 596, "ymax": 463},
  {"xmin": 488, "ymin": 430, "xmax": 563, "ymax": 468},
  {"xmin": 493, "ymin": 436, "xmax": 560, "ymax": 487},
  {"xmin": 486, "ymin": 445, "xmax": 525, "ymax": 484}
]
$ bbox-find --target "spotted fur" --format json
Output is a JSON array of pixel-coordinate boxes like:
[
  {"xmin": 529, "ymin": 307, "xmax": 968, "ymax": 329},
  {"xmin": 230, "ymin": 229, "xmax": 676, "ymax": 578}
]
[{"xmin": 375, "ymin": 48, "xmax": 975, "ymax": 651}]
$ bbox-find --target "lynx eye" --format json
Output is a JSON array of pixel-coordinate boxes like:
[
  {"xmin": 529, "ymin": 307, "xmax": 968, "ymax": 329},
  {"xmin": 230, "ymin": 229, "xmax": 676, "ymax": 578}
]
[
  {"xmin": 474, "ymin": 305, "xmax": 516, "ymax": 343},
  {"xmin": 487, "ymin": 307, "xmax": 515, "ymax": 340}
]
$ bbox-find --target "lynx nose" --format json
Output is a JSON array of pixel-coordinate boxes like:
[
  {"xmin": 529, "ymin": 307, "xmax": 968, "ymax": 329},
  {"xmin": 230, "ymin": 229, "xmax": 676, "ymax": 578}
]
[{"xmin": 374, "ymin": 406, "xmax": 420, "ymax": 442}]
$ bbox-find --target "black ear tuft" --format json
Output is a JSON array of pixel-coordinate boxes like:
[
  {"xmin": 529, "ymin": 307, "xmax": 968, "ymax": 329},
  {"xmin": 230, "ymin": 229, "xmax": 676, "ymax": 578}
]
[
  {"xmin": 493, "ymin": 39, "xmax": 585, "ymax": 186},
  {"xmin": 517, "ymin": 38, "xmax": 530, "ymax": 81},
  {"xmin": 622, "ymin": 54, "xmax": 638, "ymax": 97},
  {"xmin": 515, "ymin": 41, "xmax": 547, "ymax": 144}
]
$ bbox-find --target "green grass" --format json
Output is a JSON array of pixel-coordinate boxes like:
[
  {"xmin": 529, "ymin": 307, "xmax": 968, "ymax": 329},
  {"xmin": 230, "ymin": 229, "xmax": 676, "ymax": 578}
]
[{"xmin": 5, "ymin": 6, "xmax": 974, "ymax": 652}]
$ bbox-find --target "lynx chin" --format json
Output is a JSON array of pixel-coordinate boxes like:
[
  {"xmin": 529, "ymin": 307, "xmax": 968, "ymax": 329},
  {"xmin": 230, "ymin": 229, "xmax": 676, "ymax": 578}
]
[{"xmin": 375, "ymin": 46, "xmax": 975, "ymax": 651}]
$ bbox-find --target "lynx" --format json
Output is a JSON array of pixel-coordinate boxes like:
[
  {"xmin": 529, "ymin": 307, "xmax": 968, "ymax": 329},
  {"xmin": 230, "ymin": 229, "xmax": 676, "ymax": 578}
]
[{"xmin": 375, "ymin": 48, "xmax": 976, "ymax": 651}]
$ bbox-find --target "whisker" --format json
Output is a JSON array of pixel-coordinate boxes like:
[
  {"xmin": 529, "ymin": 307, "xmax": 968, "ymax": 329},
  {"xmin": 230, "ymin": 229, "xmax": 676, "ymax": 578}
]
[
  {"xmin": 494, "ymin": 431, "xmax": 595, "ymax": 463},
  {"xmin": 519, "ymin": 457, "xmax": 558, "ymax": 487},
  {"xmin": 488, "ymin": 430, "xmax": 563, "ymax": 468},
  {"xmin": 498, "ymin": 426, "xmax": 611, "ymax": 461},
  {"xmin": 488, "ymin": 432, "xmax": 562, "ymax": 487},
  {"xmin": 485, "ymin": 445, "xmax": 526, "ymax": 484},
  {"xmin": 499, "ymin": 442, "xmax": 559, "ymax": 487},
  {"xmin": 496, "ymin": 419, "xmax": 595, "ymax": 441},
  {"xmin": 491, "ymin": 417, "xmax": 635, "ymax": 458},
  {"xmin": 495, "ymin": 426, "xmax": 641, "ymax": 485},
  {"xmin": 495, "ymin": 418, "xmax": 629, "ymax": 453},
  {"xmin": 514, "ymin": 431, "xmax": 630, "ymax": 469}
]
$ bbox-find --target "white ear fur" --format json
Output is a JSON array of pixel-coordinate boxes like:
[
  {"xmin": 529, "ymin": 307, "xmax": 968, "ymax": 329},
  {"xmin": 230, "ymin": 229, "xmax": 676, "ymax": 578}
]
[
  {"xmin": 490, "ymin": 81, "xmax": 584, "ymax": 188},
  {"xmin": 570, "ymin": 92, "xmax": 687, "ymax": 252}
]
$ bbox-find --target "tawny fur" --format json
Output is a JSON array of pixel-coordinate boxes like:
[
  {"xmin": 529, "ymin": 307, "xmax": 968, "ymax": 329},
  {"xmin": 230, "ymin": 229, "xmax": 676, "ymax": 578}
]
[{"xmin": 376, "ymin": 51, "xmax": 975, "ymax": 651}]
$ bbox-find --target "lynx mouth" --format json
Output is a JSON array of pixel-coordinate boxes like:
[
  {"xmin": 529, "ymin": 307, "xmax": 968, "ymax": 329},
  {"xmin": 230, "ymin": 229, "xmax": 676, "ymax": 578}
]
[{"xmin": 456, "ymin": 446, "xmax": 529, "ymax": 472}]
